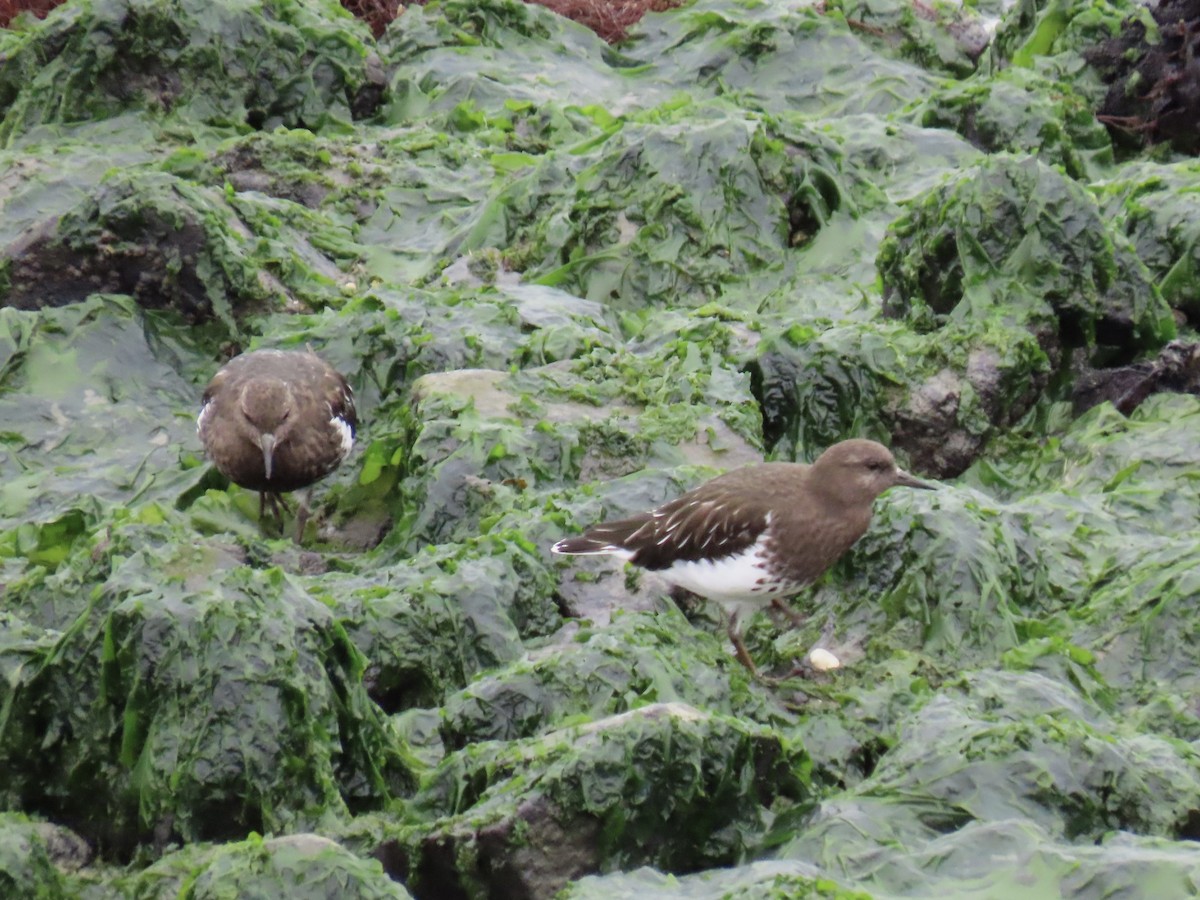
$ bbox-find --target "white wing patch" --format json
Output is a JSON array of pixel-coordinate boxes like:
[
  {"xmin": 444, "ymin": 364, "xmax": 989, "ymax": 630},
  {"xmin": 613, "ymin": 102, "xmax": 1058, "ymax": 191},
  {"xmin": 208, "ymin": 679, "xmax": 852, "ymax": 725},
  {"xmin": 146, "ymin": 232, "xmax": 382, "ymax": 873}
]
[
  {"xmin": 550, "ymin": 540, "xmax": 635, "ymax": 560},
  {"xmin": 196, "ymin": 400, "xmax": 212, "ymax": 438},
  {"xmin": 331, "ymin": 414, "xmax": 355, "ymax": 462}
]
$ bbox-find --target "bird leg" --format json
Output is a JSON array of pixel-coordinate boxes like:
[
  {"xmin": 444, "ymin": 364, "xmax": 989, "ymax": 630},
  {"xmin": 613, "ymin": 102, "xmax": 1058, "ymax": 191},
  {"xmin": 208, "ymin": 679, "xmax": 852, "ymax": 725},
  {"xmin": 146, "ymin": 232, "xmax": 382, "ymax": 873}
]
[
  {"xmin": 293, "ymin": 490, "xmax": 313, "ymax": 545},
  {"xmin": 259, "ymin": 491, "xmax": 292, "ymax": 536},
  {"xmin": 726, "ymin": 611, "xmax": 763, "ymax": 679}
]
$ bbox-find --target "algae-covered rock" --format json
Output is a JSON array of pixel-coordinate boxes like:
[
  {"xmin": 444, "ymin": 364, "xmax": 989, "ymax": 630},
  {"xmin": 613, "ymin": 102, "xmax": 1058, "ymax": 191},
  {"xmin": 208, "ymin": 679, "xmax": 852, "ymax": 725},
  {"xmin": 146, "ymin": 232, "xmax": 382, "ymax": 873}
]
[
  {"xmin": 6, "ymin": 0, "xmax": 1200, "ymax": 894},
  {"xmin": 878, "ymin": 154, "xmax": 1172, "ymax": 354},
  {"xmin": 775, "ymin": 672, "xmax": 1200, "ymax": 895},
  {"xmin": 1093, "ymin": 160, "xmax": 1200, "ymax": 322},
  {"xmin": 745, "ymin": 150, "xmax": 1175, "ymax": 471},
  {"xmin": 323, "ymin": 534, "xmax": 562, "ymax": 714},
  {"xmin": 626, "ymin": 0, "xmax": 941, "ymax": 118},
  {"xmin": 0, "ymin": 813, "xmax": 84, "ymax": 899},
  {"xmin": 114, "ymin": 832, "xmax": 412, "ymax": 899},
  {"xmin": 911, "ymin": 67, "xmax": 1114, "ymax": 180},
  {"xmin": 387, "ymin": 307, "xmax": 764, "ymax": 547},
  {"xmin": 386, "ymin": 702, "xmax": 807, "ymax": 898},
  {"xmin": 986, "ymin": 0, "xmax": 1136, "ymax": 103},
  {"xmin": 564, "ymin": 821, "xmax": 1200, "ymax": 898},
  {"xmin": 2, "ymin": 165, "xmax": 355, "ymax": 324},
  {"xmin": 747, "ymin": 151, "xmax": 1172, "ymax": 479},
  {"xmin": 0, "ymin": 523, "xmax": 413, "ymax": 855},
  {"xmin": 454, "ymin": 103, "xmax": 855, "ymax": 309},
  {"xmin": 828, "ymin": 0, "xmax": 993, "ymax": 77},
  {"xmin": 439, "ymin": 609, "xmax": 782, "ymax": 749},
  {"xmin": 379, "ymin": 0, "xmax": 626, "ymax": 121},
  {"xmin": 752, "ymin": 316, "xmax": 1049, "ymax": 477},
  {"xmin": 0, "ymin": 296, "xmax": 206, "ymax": 538},
  {"xmin": 0, "ymin": 0, "xmax": 382, "ymax": 145}
]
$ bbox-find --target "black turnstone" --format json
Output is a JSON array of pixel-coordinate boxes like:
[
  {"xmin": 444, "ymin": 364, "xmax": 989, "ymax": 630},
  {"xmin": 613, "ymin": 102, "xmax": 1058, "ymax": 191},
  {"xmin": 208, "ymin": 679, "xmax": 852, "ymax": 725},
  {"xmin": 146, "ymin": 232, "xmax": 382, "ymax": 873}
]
[
  {"xmin": 197, "ymin": 348, "xmax": 356, "ymax": 540},
  {"xmin": 552, "ymin": 439, "xmax": 934, "ymax": 675}
]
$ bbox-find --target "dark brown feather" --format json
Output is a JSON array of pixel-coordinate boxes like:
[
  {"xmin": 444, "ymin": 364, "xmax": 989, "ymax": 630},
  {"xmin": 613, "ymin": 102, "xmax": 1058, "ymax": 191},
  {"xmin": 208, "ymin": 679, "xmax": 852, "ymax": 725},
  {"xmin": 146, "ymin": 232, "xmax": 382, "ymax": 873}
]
[{"xmin": 197, "ymin": 349, "xmax": 355, "ymax": 494}]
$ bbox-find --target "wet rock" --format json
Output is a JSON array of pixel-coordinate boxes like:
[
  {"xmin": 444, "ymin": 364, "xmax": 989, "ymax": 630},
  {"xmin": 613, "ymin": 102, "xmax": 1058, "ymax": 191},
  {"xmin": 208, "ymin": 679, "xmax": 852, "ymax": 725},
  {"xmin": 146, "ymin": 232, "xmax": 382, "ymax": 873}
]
[
  {"xmin": 1072, "ymin": 340, "xmax": 1200, "ymax": 415},
  {"xmin": 1088, "ymin": 0, "xmax": 1200, "ymax": 155},
  {"xmin": 889, "ymin": 368, "xmax": 984, "ymax": 477},
  {"xmin": 30, "ymin": 822, "xmax": 92, "ymax": 874}
]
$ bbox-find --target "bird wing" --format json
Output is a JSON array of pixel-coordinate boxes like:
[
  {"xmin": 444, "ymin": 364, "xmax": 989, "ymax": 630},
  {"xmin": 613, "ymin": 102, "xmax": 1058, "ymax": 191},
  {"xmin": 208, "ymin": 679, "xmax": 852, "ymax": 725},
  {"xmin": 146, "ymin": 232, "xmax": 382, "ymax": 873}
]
[
  {"xmin": 558, "ymin": 490, "xmax": 770, "ymax": 571},
  {"xmin": 324, "ymin": 367, "xmax": 357, "ymax": 432}
]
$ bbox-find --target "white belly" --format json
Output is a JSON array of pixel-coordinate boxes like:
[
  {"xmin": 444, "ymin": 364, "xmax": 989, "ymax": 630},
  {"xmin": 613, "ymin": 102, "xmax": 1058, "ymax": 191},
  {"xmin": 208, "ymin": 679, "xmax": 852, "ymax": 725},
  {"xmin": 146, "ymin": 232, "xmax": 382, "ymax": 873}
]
[{"xmin": 657, "ymin": 539, "xmax": 797, "ymax": 618}]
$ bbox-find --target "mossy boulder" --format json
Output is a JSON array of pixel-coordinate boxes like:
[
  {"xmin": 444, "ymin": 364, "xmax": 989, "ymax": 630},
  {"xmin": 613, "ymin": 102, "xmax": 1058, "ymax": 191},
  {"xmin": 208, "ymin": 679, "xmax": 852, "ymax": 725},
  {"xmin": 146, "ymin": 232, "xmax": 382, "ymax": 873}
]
[
  {"xmin": 0, "ymin": 813, "xmax": 88, "ymax": 899},
  {"xmin": 878, "ymin": 154, "xmax": 1172, "ymax": 354},
  {"xmin": 112, "ymin": 833, "xmax": 412, "ymax": 899},
  {"xmin": 382, "ymin": 702, "xmax": 807, "ymax": 899},
  {"xmin": 1093, "ymin": 160, "xmax": 1200, "ymax": 323},
  {"xmin": 0, "ymin": 523, "xmax": 413, "ymax": 856},
  {"xmin": 0, "ymin": 0, "xmax": 382, "ymax": 145}
]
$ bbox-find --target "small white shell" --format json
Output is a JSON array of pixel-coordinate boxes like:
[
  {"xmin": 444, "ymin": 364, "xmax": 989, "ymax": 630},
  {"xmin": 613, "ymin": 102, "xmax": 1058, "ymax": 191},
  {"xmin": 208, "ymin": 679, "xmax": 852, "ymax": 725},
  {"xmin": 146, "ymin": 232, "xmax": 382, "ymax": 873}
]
[{"xmin": 807, "ymin": 648, "xmax": 841, "ymax": 672}]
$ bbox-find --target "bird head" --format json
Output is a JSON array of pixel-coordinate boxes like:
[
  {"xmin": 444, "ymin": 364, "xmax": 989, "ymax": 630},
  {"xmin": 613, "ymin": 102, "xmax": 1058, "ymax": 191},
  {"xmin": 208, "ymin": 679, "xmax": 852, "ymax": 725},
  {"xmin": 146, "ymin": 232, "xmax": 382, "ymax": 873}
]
[
  {"xmin": 813, "ymin": 439, "xmax": 934, "ymax": 506},
  {"xmin": 238, "ymin": 378, "xmax": 295, "ymax": 481}
]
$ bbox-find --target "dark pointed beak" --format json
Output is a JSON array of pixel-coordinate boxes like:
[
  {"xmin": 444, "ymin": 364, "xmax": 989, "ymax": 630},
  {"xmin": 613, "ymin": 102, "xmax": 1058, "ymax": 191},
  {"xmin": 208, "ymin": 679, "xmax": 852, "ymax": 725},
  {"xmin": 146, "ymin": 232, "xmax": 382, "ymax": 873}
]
[
  {"xmin": 894, "ymin": 468, "xmax": 935, "ymax": 490},
  {"xmin": 260, "ymin": 433, "xmax": 276, "ymax": 481}
]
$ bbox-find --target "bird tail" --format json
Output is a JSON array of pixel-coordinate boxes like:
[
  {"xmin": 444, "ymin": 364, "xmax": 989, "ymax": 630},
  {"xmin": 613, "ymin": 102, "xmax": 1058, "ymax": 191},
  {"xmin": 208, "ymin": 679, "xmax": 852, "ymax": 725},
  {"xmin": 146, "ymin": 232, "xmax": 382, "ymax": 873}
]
[{"xmin": 551, "ymin": 536, "xmax": 634, "ymax": 559}]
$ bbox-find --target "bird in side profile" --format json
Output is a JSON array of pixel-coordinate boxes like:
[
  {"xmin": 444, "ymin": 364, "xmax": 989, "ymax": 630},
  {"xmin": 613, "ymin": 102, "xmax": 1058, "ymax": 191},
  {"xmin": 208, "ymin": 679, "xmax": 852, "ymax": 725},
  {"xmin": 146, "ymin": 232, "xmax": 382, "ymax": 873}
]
[
  {"xmin": 197, "ymin": 348, "xmax": 356, "ymax": 541},
  {"xmin": 552, "ymin": 439, "xmax": 934, "ymax": 676}
]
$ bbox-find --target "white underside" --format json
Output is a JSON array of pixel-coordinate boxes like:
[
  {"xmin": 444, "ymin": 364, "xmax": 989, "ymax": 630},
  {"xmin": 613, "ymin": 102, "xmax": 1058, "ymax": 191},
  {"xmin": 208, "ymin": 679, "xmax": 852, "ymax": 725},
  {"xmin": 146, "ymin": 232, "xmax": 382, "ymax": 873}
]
[
  {"xmin": 558, "ymin": 537, "xmax": 792, "ymax": 620},
  {"xmin": 658, "ymin": 539, "xmax": 788, "ymax": 619}
]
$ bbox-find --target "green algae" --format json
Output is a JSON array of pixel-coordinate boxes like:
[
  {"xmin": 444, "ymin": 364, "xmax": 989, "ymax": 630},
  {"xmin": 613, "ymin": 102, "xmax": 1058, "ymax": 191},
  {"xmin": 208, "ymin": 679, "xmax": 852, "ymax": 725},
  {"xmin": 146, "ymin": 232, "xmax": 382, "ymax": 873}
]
[
  {"xmin": 878, "ymin": 153, "xmax": 1173, "ymax": 353},
  {"xmin": 0, "ymin": 521, "xmax": 413, "ymax": 856},
  {"xmin": 910, "ymin": 67, "xmax": 1115, "ymax": 180},
  {"xmin": 0, "ymin": 813, "xmax": 75, "ymax": 900},
  {"xmin": 393, "ymin": 702, "xmax": 807, "ymax": 896},
  {"xmin": 0, "ymin": 0, "xmax": 377, "ymax": 147},
  {"xmin": 105, "ymin": 832, "xmax": 412, "ymax": 899}
]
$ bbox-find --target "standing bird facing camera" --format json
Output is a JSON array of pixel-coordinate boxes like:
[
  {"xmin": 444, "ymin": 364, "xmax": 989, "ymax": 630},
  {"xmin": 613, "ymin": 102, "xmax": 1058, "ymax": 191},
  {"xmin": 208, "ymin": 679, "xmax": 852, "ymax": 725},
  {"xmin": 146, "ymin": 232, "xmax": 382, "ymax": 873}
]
[
  {"xmin": 552, "ymin": 439, "xmax": 933, "ymax": 676},
  {"xmin": 197, "ymin": 348, "xmax": 356, "ymax": 541}
]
